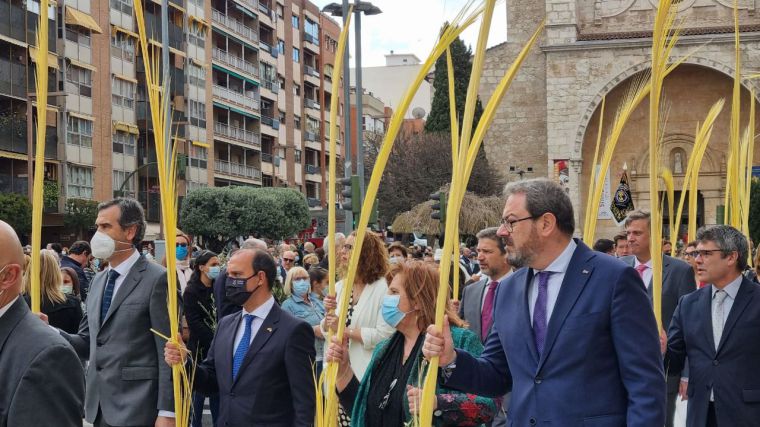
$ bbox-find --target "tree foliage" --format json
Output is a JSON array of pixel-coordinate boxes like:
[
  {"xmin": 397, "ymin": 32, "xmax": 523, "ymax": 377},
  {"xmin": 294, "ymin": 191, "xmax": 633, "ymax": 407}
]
[
  {"xmin": 0, "ymin": 193, "xmax": 32, "ymax": 240},
  {"xmin": 180, "ymin": 186, "xmax": 310, "ymax": 251},
  {"xmin": 64, "ymin": 199, "xmax": 99, "ymax": 240}
]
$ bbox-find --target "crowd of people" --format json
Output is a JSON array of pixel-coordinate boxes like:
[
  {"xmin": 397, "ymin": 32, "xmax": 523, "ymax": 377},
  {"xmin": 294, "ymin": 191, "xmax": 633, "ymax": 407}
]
[{"xmin": 1, "ymin": 178, "xmax": 759, "ymax": 427}]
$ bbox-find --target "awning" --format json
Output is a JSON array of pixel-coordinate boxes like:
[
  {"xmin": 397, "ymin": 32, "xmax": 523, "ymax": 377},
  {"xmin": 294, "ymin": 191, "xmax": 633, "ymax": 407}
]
[
  {"xmin": 113, "ymin": 73, "xmax": 137, "ymax": 84},
  {"xmin": 65, "ymin": 6, "xmax": 103, "ymax": 34},
  {"xmin": 0, "ymin": 150, "xmax": 27, "ymax": 161},
  {"xmin": 0, "ymin": 34, "xmax": 27, "ymax": 48},
  {"xmin": 148, "ymin": 39, "xmax": 187, "ymax": 57},
  {"xmin": 67, "ymin": 58, "xmax": 96, "ymax": 72},
  {"xmin": 68, "ymin": 111, "xmax": 94, "ymax": 121},
  {"xmin": 213, "ymin": 101, "xmax": 260, "ymax": 120},
  {"xmin": 112, "ymin": 25, "xmax": 138, "ymax": 39},
  {"xmin": 189, "ymin": 15, "xmax": 209, "ymax": 28},
  {"xmin": 113, "ymin": 121, "xmax": 139, "ymax": 134},
  {"xmin": 191, "ymin": 140, "xmax": 210, "ymax": 148},
  {"xmin": 28, "ymin": 47, "xmax": 59, "ymax": 70},
  {"xmin": 212, "ymin": 64, "xmax": 259, "ymax": 86},
  {"xmin": 168, "ymin": 1, "xmax": 186, "ymax": 14}
]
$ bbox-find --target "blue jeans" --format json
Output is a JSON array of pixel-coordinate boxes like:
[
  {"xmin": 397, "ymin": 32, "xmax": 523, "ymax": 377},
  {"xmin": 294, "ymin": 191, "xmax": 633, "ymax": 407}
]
[{"xmin": 191, "ymin": 391, "xmax": 219, "ymax": 427}]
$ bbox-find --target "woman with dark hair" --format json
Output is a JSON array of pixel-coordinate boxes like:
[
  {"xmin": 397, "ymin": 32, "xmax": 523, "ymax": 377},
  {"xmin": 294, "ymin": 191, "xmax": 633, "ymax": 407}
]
[
  {"xmin": 183, "ymin": 250, "xmax": 220, "ymax": 427},
  {"xmin": 326, "ymin": 261, "xmax": 497, "ymax": 426},
  {"xmin": 60, "ymin": 267, "xmax": 81, "ymax": 298}
]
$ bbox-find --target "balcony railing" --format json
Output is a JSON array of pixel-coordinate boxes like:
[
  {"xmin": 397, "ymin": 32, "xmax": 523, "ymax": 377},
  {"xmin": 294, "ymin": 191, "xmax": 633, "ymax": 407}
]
[
  {"xmin": 261, "ymin": 115, "xmax": 281, "ymax": 130},
  {"xmin": 212, "ymin": 9, "xmax": 258, "ymax": 42},
  {"xmin": 259, "ymin": 41, "xmax": 278, "ymax": 58},
  {"xmin": 214, "ymin": 122, "xmax": 261, "ymax": 148},
  {"xmin": 304, "ymin": 33, "xmax": 320, "ymax": 46},
  {"xmin": 305, "ymin": 164, "xmax": 321, "ymax": 175},
  {"xmin": 304, "ymin": 65, "xmax": 321, "ymax": 78},
  {"xmin": 307, "ymin": 197, "xmax": 321, "ymax": 207},
  {"xmin": 215, "ymin": 159, "xmax": 262, "ymax": 180},
  {"xmin": 262, "ymin": 153, "xmax": 273, "ymax": 163},
  {"xmin": 213, "ymin": 48, "xmax": 260, "ymax": 79},
  {"xmin": 305, "ymin": 131, "xmax": 317, "ymax": 142},
  {"xmin": 304, "ymin": 98, "xmax": 320, "ymax": 110},
  {"xmin": 262, "ymin": 79, "xmax": 280, "ymax": 94},
  {"xmin": 213, "ymin": 85, "xmax": 260, "ymax": 112}
]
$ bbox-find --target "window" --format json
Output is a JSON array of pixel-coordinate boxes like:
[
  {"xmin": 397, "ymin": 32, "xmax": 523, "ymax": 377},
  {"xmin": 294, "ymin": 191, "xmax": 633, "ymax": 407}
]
[
  {"xmin": 324, "ymin": 64, "xmax": 334, "ymax": 81},
  {"xmin": 292, "ymin": 47, "xmax": 300, "ymax": 63},
  {"xmin": 263, "ymin": 174, "xmax": 273, "ymax": 187},
  {"xmin": 188, "ymin": 22, "xmax": 206, "ymax": 48},
  {"xmin": 113, "ymin": 170, "xmax": 135, "ymax": 197},
  {"xmin": 111, "ymin": 31, "xmax": 136, "ymax": 61},
  {"xmin": 292, "ymin": 15, "xmax": 299, "ymax": 28},
  {"xmin": 276, "ymin": 4, "xmax": 283, "ymax": 18},
  {"xmin": 110, "ymin": 0, "xmax": 132, "ymax": 15},
  {"xmin": 305, "ymin": 19, "xmax": 319, "ymax": 44},
  {"xmin": 277, "ymin": 39, "xmax": 285, "ymax": 55},
  {"xmin": 279, "ymin": 76, "xmax": 286, "ymax": 90},
  {"xmin": 188, "ymin": 143, "xmax": 208, "ymax": 169},
  {"xmin": 67, "ymin": 165, "xmax": 93, "ymax": 199},
  {"xmin": 112, "ymin": 77, "xmax": 136, "ymax": 109},
  {"xmin": 294, "ymin": 149, "xmax": 302, "ymax": 162},
  {"xmin": 66, "ymin": 65, "xmax": 93, "ymax": 97},
  {"xmin": 189, "ymin": 100, "xmax": 207, "ymax": 128},
  {"xmin": 112, "ymin": 130, "xmax": 136, "ymax": 156},
  {"xmin": 307, "ymin": 117, "xmax": 320, "ymax": 133},
  {"xmin": 66, "ymin": 27, "xmax": 91, "ymax": 47},
  {"xmin": 324, "ymin": 35, "xmax": 337, "ymax": 53},
  {"xmin": 67, "ymin": 116, "xmax": 93, "ymax": 148},
  {"xmin": 188, "ymin": 63, "xmax": 206, "ymax": 87},
  {"xmin": 293, "ymin": 83, "xmax": 300, "ymax": 96},
  {"xmin": 186, "ymin": 181, "xmax": 207, "ymax": 193},
  {"xmin": 294, "ymin": 115, "xmax": 301, "ymax": 130},
  {"xmin": 279, "ymin": 110, "xmax": 286, "ymax": 123}
]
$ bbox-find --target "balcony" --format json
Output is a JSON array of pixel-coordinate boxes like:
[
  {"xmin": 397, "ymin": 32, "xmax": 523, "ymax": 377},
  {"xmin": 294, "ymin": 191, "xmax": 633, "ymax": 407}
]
[
  {"xmin": 262, "ymin": 153, "xmax": 273, "ymax": 163},
  {"xmin": 304, "ymin": 33, "xmax": 320, "ymax": 46},
  {"xmin": 304, "ymin": 131, "xmax": 318, "ymax": 142},
  {"xmin": 215, "ymin": 159, "xmax": 262, "ymax": 180},
  {"xmin": 213, "ymin": 85, "xmax": 260, "ymax": 112},
  {"xmin": 305, "ymin": 65, "xmax": 320, "ymax": 79},
  {"xmin": 214, "ymin": 122, "xmax": 261, "ymax": 148},
  {"xmin": 213, "ymin": 48, "xmax": 260, "ymax": 79},
  {"xmin": 304, "ymin": 98, "xmax": 321, "ymax": 110},
  {"xmin": 305, "ymin": 164, "xmax": 321, "ymax": 175},
  {"xmin": 262, "ymin": 79, "xmax": 279, "ymax": 94},
  {"xmin": 239, "ymin": 0, "xmax": 258, "ymax": 12},
  {"xmin": 259, "ymin": 41, "xmax": 278, "ymax": 58},
  {"xmin": 307, "ymin": 197, "xmax": 321, "ymax": 207},
  {"xmin": 261, "ymin": 115, "xmax": 280, "ymax": 130},
  {"xmin": 212, "ymin": 9, "xmax": 258, "ymax": 42}
]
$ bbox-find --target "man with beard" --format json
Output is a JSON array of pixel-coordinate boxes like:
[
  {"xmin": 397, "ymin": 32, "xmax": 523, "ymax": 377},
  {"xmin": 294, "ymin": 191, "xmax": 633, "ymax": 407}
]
[{"xmin": 423, "ymin": 178, "xmax": 665, "ymax": 427}]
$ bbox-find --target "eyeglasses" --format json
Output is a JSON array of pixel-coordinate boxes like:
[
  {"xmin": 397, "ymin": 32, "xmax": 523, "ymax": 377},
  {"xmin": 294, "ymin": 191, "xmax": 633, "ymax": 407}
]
[
  {"xmin": 499, "ymin": 215, "xmax": 538, "ymax": 233},
  {"xmin": 684, "ymin": 251, "xmax": 697, "ymax": 258},
  {"xmin": 283, "ymin": 258, "xmax": 295, "ymax": 263},
  {"xmin": 343, "ymin": 244, "xmax": 353, "ymax": 251},
  {"xmin": 693, "ymin": 249, "xmax": 724, "ymax": 259},
  {"xmin": 378, "ymin": 378, "xmax": 398, "ymax": 410}
]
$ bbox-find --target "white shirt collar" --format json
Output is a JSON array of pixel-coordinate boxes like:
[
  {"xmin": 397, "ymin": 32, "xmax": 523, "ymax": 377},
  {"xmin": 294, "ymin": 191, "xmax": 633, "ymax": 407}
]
[
  {"xmin": 712, "ymin": 274, "xmax": 743, "ymax": 300},
  {"xmin": 109, "ymin": 249, "xmax": 141, "ymax": 278},
  {"xmin": 242, "ymin": 295, "xmax": 276, "ymax": 320},
  {"xmin": 634, "ymin": 257, "xmax": 653, "ymax": 269},
  {"xmin": 0, "ymin": 296, "xmax": 20, "ymax": 319},
  {"xmin": 536, "ymin": 239, "xmax": 577, "ymax": 275}
]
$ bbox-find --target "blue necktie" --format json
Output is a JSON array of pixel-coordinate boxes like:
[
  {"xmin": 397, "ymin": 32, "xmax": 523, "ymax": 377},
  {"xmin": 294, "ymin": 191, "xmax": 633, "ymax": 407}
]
[
  {"xmin": 101, "ymin": 270, "xmax": 120, "ymax": 322},
  {"xmin": 532, "ymin": 271, "xmax": 553, "ymax": 355},
  {"xmin": 232, "ymin": 314, "xmax": 255, "ymax": 380}
]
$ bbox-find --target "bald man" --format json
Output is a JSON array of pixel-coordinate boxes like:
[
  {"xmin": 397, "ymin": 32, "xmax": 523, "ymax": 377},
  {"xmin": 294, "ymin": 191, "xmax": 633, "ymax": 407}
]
[
  {"xmin": 0, "ymin": 220, "xmax": 84, "ymax": 426},
  {"xmin": 214, "ymin": 238, "xmax": 268, "ymax": 320}
]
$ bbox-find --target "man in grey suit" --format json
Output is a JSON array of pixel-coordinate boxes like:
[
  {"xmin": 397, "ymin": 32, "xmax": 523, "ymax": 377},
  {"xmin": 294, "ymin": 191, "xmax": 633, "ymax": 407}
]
[
  {"xmin": 59, "ymin": 198, "xmax": 175, "ymax": 427},
  {"xmin": 0, "ymin": 220, "xmax": 84, "ymax": 427},
  {"xmin": 621, "ymin": 209, "xmax": 696, "ymax": 427}
]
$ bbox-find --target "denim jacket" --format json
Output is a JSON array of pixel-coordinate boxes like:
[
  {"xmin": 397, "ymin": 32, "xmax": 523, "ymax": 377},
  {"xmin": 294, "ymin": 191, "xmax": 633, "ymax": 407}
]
[{"xmin": 281, "ymin": 293, "xmax": 326, "ymax": 360}]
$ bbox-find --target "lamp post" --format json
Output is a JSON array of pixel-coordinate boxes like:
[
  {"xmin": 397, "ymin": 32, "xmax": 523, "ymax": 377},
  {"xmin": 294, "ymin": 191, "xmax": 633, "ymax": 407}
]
[{"xmin": 321, "ymin": 1, "xmax": 382, "ymax": 233}]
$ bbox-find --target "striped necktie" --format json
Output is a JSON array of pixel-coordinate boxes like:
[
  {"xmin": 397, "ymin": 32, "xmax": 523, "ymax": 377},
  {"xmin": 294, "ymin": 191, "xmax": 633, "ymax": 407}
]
[{"xmin": 101, "ymin": 269, "xmax": 120, "ymax": 322}]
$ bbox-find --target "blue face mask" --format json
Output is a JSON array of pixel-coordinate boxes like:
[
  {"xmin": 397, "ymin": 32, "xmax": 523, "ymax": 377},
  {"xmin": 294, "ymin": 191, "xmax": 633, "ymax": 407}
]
[
  {"xmin": 381, "ymin": 294, "xmax": 412, "ymax": 328},
  {"xmin": 207, "ymin": 266, "xmax": 220, "ymax": 280},
  {"xmin": 293, "ymin": 279, "xmax": 310, "ymax": 297},
  {"xmin": 176, "ymin": 245, "xmax": 188, "ymax": 260}
]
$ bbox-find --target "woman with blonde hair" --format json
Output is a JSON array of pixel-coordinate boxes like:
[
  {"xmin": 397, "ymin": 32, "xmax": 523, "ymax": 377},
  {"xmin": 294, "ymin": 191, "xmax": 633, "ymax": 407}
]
[
  {"xmin": 24, "ymin": 250, "xmax": 82, "ymax": 333},
  {"xmin": 282, "ymin": 266, "xmax": 326, "ymax": 376}
]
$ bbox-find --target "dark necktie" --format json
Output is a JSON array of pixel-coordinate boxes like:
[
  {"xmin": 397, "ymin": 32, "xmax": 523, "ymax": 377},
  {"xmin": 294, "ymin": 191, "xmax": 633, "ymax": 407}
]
[
  {"xmin": 232, "ymin": 314, "xmax": 255, "ymax": 380},
  {"xmin": 101, "ymin": 269, "xmax": 120, "ymax": 322},
  {"xmin": 532, "ymin": 271, "xmax": 553, "ymax": 355},
  {"xmin": 480, "ymin": 280, "xmax": 499, "ymax": 340}
]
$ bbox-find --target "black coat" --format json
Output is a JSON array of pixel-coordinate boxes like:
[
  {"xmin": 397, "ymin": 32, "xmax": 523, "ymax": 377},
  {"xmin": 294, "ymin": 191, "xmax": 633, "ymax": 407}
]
[
  {"xmin": 24, "ymin": 293, "xmax": 83, "ymax": 334},
  {"xmin": 183, "ymin": 275, "xmax": 216, "ymax": 360}
]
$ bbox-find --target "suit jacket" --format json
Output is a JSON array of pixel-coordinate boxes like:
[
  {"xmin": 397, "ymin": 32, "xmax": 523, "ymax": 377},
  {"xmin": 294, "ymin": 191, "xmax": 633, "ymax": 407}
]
[
  {"xmin": 0, "ymin": 298, "xmax": 84, "ymax": 427},
  {"xmin": 665, "ymin": 277, "xmax": 760, "ymax": 427},
  {"xmin": 445, "ymin": 240, "xmax": 666, "ymax": 427},
  {"xmin": 61, "ymin": 255, "xmax": 174, "ymax": 425},
  {"xmin": 194, "ymin": 301, "xmax": 317, "ymax": 427},
  {"xmin": 460, "ymin": 277, "xmax": 489, "ymax": 341}
]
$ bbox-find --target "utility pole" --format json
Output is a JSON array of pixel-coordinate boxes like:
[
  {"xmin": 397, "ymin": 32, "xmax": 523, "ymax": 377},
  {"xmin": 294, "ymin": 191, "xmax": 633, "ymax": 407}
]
[{"xmin": 341, "ymin": 0, "xmax": 353, "ymax": 233}]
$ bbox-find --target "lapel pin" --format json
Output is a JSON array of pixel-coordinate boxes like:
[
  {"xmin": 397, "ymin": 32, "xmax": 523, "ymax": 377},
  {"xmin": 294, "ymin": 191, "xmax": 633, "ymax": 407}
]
[
  {"xmin": 266, "ymin": 327, "xmax": 273, "ymax": 332},
  {"xmin": 582, "ymin": 269, "xmax": 589, "ymax": 275}
]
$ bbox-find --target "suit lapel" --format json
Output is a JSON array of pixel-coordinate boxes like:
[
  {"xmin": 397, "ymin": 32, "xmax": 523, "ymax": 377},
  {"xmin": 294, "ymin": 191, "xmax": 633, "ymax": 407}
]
[
  {"xmin": 717, "ymin": 278, "xmax": 755, "ymax": 353},
  {"xmin": 219, "ymin": 314, "xmax": 242, "ymax": 389},
  {"xmin": 472, "ymin": 279, "xmax": 487, "ymax": 334},
  {"xmin": 537, "ymin": 242, "xmax": 594, "ymax": 372},
  {"xmin": 102, "ymin": 257, "xmax": 147, "ymax": 327},
  {"xmin": 520, "ymin": 269, "xmax": 540, "ymax": 364},
  {"xmin": 89, "ymin": 271, "xmax": 106, "ymax": 331},
  {"xmin": 0, "ymin": 298, "xmax": 27, "ymax": 354},
  {"xmin": 701, "ymin": 287, "xmax": 716, "ymax": 353},
  {"xmin": 233, "ymin": 303, "xmax": 281, "ymax": 386}
]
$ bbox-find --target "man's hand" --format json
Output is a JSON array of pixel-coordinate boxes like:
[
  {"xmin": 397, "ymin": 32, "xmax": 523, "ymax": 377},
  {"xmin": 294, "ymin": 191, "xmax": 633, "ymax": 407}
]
[
  {"xmin": 423, "ymin": 315, "xmax": 456, "ymax": 366},
  {"xmin": 164, "ymin": 341, "xmax": 187, "ymax": 366},
  {"xmin": 155, "ymin": 416, "xmax": 175, "ymax": 427},
  {"xmin": 660, "ymin": 329, "xmax": 667, "ymax": 355},
  {"xmin": 449, "ymin": 300, "xmax": 460, "ymax": 314},
  {"xmin": 679, "ymin": 379, "xmax": 688, "ymax": 401},
  {"xmin": 324, "ymin": 313, "xmax": 339, "ymax": 332},
  {"xmin": 406, "ymin": 385, "xmax": 436, "ymax": 415}
]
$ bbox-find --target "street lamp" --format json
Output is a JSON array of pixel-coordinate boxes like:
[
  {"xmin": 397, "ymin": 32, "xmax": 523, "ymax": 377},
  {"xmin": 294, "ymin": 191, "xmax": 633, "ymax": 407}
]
[{"xmin": 322, "ymin": 1, "xmax": 382, "ymax": 233}]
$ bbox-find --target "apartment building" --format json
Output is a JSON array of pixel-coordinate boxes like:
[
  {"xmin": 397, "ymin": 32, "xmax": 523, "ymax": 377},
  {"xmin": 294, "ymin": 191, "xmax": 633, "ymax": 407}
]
[{"xmin": 0, "ymin": 0, "xmax": 344, "ymax": 241}]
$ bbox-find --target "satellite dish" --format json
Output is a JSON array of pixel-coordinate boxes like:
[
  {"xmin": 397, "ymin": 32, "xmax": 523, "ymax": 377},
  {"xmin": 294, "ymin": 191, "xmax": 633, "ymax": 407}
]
[{"xmin": 412, "ymin": 107, "xmax": 426, "ymax": 119}]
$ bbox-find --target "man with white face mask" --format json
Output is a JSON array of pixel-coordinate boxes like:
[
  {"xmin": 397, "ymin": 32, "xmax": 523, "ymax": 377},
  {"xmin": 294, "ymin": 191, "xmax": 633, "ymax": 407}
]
[{"xmin": 57, "ymin": 198, "xmax": 176, "ymax": 427}]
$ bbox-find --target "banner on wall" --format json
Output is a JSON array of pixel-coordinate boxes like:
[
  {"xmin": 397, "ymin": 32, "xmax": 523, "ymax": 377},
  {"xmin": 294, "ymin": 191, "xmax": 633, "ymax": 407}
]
[{"xmin": 595, "ymin": 165, "xmax": 614, "ymax": 221}]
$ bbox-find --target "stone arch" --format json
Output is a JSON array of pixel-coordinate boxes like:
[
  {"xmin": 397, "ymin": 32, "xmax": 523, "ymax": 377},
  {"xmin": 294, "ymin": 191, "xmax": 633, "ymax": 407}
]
[
  {"xmin": 573, "ymin": 57, "xmax": 760, "ymax": 159},
  {"xmin": 632, "ymin": 133, "xmax": 721, "ymax": 176}
]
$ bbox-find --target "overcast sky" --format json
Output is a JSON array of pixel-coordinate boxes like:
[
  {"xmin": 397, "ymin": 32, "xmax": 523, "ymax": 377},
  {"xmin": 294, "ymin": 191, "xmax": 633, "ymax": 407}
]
[{"xmin": 311, "ymin": 0, "xmax": 508, "ymax": 67}]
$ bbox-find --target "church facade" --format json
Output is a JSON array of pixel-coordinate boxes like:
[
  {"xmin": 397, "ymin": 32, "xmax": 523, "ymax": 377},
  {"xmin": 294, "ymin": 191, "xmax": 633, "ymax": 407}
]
[{"xmin": 480, "ymin": 0, "xmax": 760, "ymax": 241}]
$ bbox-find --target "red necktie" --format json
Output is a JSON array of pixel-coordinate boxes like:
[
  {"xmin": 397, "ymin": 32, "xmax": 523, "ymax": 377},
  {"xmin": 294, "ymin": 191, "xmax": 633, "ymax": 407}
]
[
  {"xmin": 635, "ymin": 264, "xmax": 648, "ymax": 279},
  {"xmin": 481, "ymin": 280, "xmax": 499, "ymax": 340}
]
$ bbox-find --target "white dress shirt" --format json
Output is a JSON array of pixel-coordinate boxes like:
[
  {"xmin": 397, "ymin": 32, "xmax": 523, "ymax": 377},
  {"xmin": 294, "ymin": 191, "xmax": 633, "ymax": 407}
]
[
  {"xmin": 529, "ymin": 240, "xmax": 577, "ymax": 322},
  {"xmin": 0, "ymin": 296, "xmax": 19, "ymax": 318},
  {"xmin": 711, "ymin": 274, "xmax": 742, "ymax": 338},
  {"xmin": 233, "ymin": 296, "xmax": 276, "ymax": 351},
  {"xmin": 633, "ymin": 257, "xmax": 653, "ymax": 289},
  {"xmin": 108, "ymin": 249, "xmax": 141, "ymax": 298}
]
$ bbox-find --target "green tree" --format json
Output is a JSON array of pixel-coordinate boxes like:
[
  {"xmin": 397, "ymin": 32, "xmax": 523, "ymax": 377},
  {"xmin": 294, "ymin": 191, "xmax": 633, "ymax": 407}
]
[
  {"xmin": 64, "ymin": 199, "xmax": 99, "ymax": 240},
  {"xmin": 424, "ymin": 33, "xmax": 483, "ymax": 133},
  {"xmin": 0, "ymin": 193, "xmax": 32, "ymax": 241}
]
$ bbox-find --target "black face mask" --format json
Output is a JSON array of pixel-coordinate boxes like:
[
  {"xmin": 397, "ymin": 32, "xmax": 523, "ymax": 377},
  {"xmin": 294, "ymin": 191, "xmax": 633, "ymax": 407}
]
[{"xmin": 225, "ymin": 273, "xmax": 261, "ymax": 306}]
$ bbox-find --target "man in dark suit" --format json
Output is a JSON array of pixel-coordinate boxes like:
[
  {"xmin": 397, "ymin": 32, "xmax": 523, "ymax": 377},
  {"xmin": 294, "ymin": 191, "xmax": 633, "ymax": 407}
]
[
  {"xmin": 424, "ymin": 178, "xmax": 665, "ymax": 427},
  {"xmin": 166, "ymin": 248, "xmax": 316, "ymax": 426},
  {"xmin": 60, "ymin": 240, "xmax": 92, "ymax": 301},
  {"xmin": 59, "ymin": 198, "xmax": 175, "ymax": 427},
  {"xmin": 666, "ymin": 225, "xmax": 760, "ymax": 427},
  {"xmin": 621, "ymin": 210, "xmax": 696, "ymax": 427},
  {"xmin": 0, "ymin": 220, "xmax": 85, "ymax": 427},
  {"xmin": 213, "ymin": 238, "xmax": 268, "ymax": 321}
]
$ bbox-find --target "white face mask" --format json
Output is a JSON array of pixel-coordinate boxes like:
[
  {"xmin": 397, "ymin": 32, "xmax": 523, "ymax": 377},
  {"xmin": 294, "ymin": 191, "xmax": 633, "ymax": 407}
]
[
  {"xmin": 61, "ymin": 285, "xmax": 73, "ymax": 295},
  {"xmin": 90, "ymin": 231, "xmax": 132, "ymax": 260}
]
